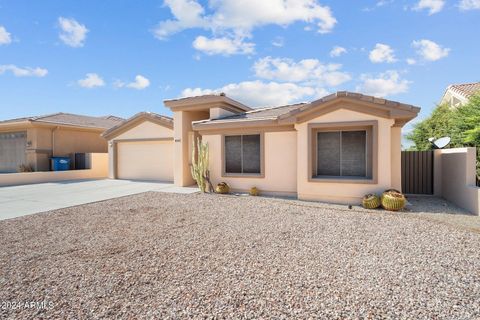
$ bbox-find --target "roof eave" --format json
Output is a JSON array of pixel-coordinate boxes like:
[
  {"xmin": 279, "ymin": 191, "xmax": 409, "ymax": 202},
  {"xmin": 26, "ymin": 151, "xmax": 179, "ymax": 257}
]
[{"xmin": 102, "ymin": 112, "xmax": 173, "ymax": 140}]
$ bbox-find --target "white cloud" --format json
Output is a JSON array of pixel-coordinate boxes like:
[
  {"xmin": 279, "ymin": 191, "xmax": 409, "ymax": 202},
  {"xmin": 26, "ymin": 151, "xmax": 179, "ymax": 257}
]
[
  {"xmin": 77, "ymin": 73, "xmax": 105, "ymax": 88},
  {"xmin": 182, "ymin": 80, "xmax": 324, "ymax": 107},
  {"xmin": 153, "ymin": 0, "xmax": 337, "ymax": 55},
  {"xmin": 369, "ymin": 43, "xmax": 397, "ymax": 63},
  {"xmin": 0, "ymin": 64, "xmax": 48, "ymax": 77},
  {"xmin": 115, "ymin": 75, "xmax": 150, "ymax": 90},
  {"xmin": 58, "ymin": 17, "xmax": 88, "ymax": 47},
  {"xmin": 363, "ymin": 0, "xmax": 394, "ymax": 12},
  {"xmin": 413, "ymin": 0, "xmax": 445, "ymax": 14},
  {"xmin": 412, "ymin": 39, "xmax": 450, "ymax": 61},
  {"xmin": 271, "ymin": 36, "xmax": 284, "ymax": 47},
  {"xmin": 153, "ymin": 0, "xmax": 207, "ymax": 40},
  {"xmin": 330, "ymin": 46, "xmax": 347, "ymax": 57},
  {"xmin": 459, "ymin": 0, "xmax": 480, "ymax": 10},
  {"xmin": 193, "ymin": 35, "xmax": 255, "ymax": 55},
  {"xmin": 253, "ymin": 56, "xmax": 351, "ymax": 87},
  {"xmin": 356, "ymin": 70, "xmax": 410, "ymax": 97},
  {"xmin": 0, "ymin": 26, "xmax": 12, "ymax": 45},
  {"xmin": 406, "ymin": 58, "xmax": 417, "ymax": 65}
]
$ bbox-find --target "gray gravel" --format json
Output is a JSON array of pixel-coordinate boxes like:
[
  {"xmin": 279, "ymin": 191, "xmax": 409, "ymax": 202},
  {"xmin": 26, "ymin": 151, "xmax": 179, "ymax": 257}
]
[{"xmin": 1, "ymin": 192, "xmax": 480, "ymax": 319}]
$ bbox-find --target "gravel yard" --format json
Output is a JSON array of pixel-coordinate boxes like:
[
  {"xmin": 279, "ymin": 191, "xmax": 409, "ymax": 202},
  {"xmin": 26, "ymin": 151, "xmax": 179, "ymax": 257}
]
[{"xmin": 1, "ymin": 192, "xmax": 480, "ymax": 319}]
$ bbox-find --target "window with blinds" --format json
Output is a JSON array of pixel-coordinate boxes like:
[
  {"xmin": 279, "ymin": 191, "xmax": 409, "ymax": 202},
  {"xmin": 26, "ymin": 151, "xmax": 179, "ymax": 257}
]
[
  {"xmin": 316, "ymin": 130, "xmax": 368, "ymax": 178},
  {"xmin": 224, "ymin": 134, "xmax": 261, "ymax": 174}
]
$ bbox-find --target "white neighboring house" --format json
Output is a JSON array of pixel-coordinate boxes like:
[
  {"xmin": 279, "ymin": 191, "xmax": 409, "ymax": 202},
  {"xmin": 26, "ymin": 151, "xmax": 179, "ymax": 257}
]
[{"xmin": 440, "ymin": 82, "xmax": 480, "ymax": 108}]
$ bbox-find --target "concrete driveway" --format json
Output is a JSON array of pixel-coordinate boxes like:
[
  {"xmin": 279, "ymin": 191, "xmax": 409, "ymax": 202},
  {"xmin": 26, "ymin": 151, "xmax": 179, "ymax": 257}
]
[{"xmin": 0, "ymin": 179, "xmax": 198, "ymax": 220}]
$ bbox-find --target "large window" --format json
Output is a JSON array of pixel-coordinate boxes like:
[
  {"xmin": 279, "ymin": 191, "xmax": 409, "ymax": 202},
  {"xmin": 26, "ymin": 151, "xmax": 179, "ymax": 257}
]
[
  {"xmin": 315, "ymin": 130, "xmax": 371, "ymax": 178},
  {"xmin": 224, "ymin": 134, "xmax": 261, "ymax": 175}
]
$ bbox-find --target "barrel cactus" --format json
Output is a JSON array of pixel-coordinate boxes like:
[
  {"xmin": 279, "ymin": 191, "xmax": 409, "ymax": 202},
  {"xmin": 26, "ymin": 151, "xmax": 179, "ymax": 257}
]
[
  {"xmin": 249, "ymin": 186, "xmax": 259, "ymax": 196},
  {"xmin": 381, "ymin": 189, "xmax": 406, "ymax": 211},
  {"xmin": 362, "ymin": 194, "xmax": 381, "ymax": 209},
  {"xmin": 215, "ymin": 182, "xmax": 230, "ymax": 194}
]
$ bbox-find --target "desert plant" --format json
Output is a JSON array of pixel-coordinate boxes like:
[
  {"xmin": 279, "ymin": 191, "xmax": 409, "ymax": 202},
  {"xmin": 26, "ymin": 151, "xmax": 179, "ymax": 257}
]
[
  {"xmin": 191, "ymin": 137, "xmax": 213, "ymax": 193},
  {"xmin": 249, "ymin": 186, "xmax": 259, "ymax": 196},
  {"xmin": 18, "ymin": 164, "xmax": 34, "ymax": 173},
  {"xmin": 362, "ymin": 194, "xmax": 381, "ymax": 209},
  {"xmin": 215, "ymin": 182, "xmax": 230, "ymax": 194},
  {"xmin": 381, "ymin": 189, "xmax": 406, "ymax": 211}
]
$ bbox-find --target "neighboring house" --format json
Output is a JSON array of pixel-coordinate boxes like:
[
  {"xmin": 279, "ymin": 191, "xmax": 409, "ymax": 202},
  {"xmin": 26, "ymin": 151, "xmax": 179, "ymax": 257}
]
[
  {"xmin": 103, "ymin": 91, "xmax": 420, "ymax": 204},
  {"xmin": 0, "ymin": 113, "xmax": 123, "ymax": 173},
  {"xmin": 440, "ymin": 82, "xmax": 480, "ymax": 107}
]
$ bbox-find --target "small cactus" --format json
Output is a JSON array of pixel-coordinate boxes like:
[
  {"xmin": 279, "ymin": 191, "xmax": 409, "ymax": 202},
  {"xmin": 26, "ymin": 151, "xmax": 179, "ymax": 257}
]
[
  {"xmin": 381, "ymin": 190, "xmax": 406, "ymax": 211},
  {"xmin": 190, "ymin": 138, "xmax": 210, "ymax": 193},
  {"xmin": 215, "ymin": 182, "xmax": 230, "ymax": 194},
  {"xmin": 362, "ymin": 194, "xmax": 381, "ymax": 209},
  {"xmin": 249, "ymin": 186, "xmax": 259, "ymax": 196}
]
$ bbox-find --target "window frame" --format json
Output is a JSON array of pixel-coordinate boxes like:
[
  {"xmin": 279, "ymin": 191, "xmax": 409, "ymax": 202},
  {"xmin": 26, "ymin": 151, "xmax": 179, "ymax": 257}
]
[
  {"xmin": 221, "ymin": 132, "xmax": 265, "ymax": 178},
  {"xmin": 308, "ymin": 121, "xmax": 378, "ymax": 184}
]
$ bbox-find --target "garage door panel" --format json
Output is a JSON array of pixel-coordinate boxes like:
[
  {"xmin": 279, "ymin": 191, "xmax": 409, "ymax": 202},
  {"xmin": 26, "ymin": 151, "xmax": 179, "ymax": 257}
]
[
  {"xmin": 117, "ymin": 141, "xmax": 173, "ymax": 182},
  {"xmin": 0, "ymin": 132, "xmax": 26, "ymax": 173}
]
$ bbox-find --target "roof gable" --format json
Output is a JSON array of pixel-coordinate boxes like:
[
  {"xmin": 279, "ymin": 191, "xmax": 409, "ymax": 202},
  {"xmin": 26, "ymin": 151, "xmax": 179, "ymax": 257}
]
[
  {"xmin": 192, "ymin": 92, "xmax": 420, "ymax": 131},
  {"xmin": 102, "ymin": 112, "xmax": 173, "ymax": 140},
  {"xmin": 164, "ymin": 94, "xmax": 251, "ymax": 112},
  {"xmin": 278, "ymin": 92, "xmax": 420, "ymax": 125}
]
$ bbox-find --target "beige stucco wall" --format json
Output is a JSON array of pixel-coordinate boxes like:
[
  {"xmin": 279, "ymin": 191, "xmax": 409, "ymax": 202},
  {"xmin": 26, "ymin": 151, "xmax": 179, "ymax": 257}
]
[
  {"xmin": 390, "ymin": 126, "xmax": 402, "ymax": 191},
  {"xmin": 434, "ymin": 147, "xmax": 480, "ymax": 215},
  {"xmin": 0, "ymin": 125, "xmax": 108, "ymax": 172},
  {"xmin": 53, "ymin": 128, "xmax": 107, "ymax": 156},
  {"xmin": 107, "ymin": 120, "xmax": 174, "ymax": 179},
  {"xmin": 173, "ymin": 110, "xmax": 209, "ymax": 187},
  {"xmin": 0, "ymin": 153, "xmax": 108, "ymax": 187},
  {"xmin": 202, "ymin": 131, "xmax": 298, "ymax": 195},
  {"xmin": 210, "ymin": 107, "xmax": 236, "ymax": 120},
  {"xmin": 296, "ymin": 109, "xmax": 396, "ymax": 204}
]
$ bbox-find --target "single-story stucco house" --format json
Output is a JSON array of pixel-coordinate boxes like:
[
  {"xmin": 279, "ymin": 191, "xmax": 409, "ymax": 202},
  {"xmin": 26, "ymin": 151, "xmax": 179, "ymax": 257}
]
[
  {"xmin": 0, "ymin": 113, "xmax": 123, "ymax": 172},
  {"xmin": 102, "ymin": 91, "xmax": 420, "ymax": 204}
]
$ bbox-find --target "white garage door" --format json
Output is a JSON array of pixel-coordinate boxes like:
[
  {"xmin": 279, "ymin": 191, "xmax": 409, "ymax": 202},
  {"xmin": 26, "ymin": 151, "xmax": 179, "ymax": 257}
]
[
  {"xmin": 117, "ymin": 140, "xmax": 174, "ymax": 182},
  {"xmin": 0, "ymin": 132, "xmax": 27, "ymax": 173}
]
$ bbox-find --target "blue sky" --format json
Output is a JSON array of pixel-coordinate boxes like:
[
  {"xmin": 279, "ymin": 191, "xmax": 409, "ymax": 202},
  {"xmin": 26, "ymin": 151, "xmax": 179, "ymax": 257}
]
[{"xmin": 0, "ymin": 0, "xmax": 479, "ymax": 139}]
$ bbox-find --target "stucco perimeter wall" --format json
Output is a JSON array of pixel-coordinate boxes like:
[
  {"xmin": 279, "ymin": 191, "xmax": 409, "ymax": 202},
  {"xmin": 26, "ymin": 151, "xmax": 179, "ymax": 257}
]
[
  {"xmin": 0, "ymin": 153, "xmax": 108, "ymax": 187},
  {"xmin": 296, "ymin": 109, "xmax": 396, "ymax": 204},
  {"xmin": 24, "ymin": 126, "xmax": 108, "ymax": 171},
  {"xmin": 107, "ymin": 120, "xmax": 174, "ymax": 179},
  {"xmin": 434, "ymin": 147, "xmax": 480, "ymax": 215},
  {"xmin": 202, "ymin": 131, "xmax": 298, "ymax": 195}
]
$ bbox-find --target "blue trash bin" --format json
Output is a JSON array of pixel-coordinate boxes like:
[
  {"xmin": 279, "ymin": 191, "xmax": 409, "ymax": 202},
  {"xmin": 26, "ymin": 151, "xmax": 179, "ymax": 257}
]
[{"xmin": 51, "ymin": 157, "xmax": 71, "ymax": 171}]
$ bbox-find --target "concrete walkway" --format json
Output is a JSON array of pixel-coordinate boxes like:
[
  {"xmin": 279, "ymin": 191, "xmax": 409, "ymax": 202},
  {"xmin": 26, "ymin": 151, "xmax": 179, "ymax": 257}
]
[{"xmin": 0, "ymin": 179, "xmax": 198, "ymax": 220}]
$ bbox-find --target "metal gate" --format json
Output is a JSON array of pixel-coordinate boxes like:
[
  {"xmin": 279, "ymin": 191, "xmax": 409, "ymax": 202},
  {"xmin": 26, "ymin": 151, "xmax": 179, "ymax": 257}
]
[{"xmin": 401, "ymin": 150, "xmax": 434, "ymax": 194}]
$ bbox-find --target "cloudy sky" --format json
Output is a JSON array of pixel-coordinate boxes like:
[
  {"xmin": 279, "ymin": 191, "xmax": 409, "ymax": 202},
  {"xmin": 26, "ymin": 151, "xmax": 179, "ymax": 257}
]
[{"xmin": 0, "ymin": 0, "xmax": 479, "ymax": 138}]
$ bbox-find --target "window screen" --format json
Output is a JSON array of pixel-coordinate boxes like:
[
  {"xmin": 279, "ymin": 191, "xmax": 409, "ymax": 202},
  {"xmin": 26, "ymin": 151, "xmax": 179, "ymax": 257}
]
[
  {"xmin": 225, "ymin": 134, "xmax": 261, "ymax": 174},
  {"xmin": 316, "ymin": 130, "xmax": 367, "ymax": 178}
]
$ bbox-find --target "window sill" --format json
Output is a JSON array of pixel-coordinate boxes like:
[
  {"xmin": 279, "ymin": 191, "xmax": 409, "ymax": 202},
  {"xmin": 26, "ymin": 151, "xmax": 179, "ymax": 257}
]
[
  {"xmin": 309, "ymin": 176, "xmax": 377, "ymax": 184},
  {"xmin": 222, "ymin": 173, "xmax": 264, "ymax": 179}
]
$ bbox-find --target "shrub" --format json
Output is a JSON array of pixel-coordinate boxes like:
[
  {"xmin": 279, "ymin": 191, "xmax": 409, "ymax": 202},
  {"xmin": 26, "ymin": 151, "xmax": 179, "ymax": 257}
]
[{"xmin": 18, "ymin": 164, "xmax": 34, "ymax": 173}]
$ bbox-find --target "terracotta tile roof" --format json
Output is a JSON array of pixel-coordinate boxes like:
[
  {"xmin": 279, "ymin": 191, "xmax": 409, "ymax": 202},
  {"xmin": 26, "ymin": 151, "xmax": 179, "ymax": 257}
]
[
  {"xmin": 194, "ymin": 103, "xmax": 307, "ymax": 124},
  {"xmin": 448, "ymin": 82, "xmax": 480, "ymax": 98},
  {"xmin": 194, "ymin": 91, "xmax": 420, "ymax": 126},
  {"xmin": 0, "ymin": 112, "xmax": 124, "ymax": 129}
]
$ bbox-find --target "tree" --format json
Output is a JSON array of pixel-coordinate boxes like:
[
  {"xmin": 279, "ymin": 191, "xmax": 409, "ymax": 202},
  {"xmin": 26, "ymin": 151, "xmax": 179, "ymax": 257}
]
[
  {"xmin": 406, "ymin": 103, "xmax": 457, "ymax": 150},
  {"xmin": 407, "ymin": 94, "xmax": 480, "ymax": 180}
]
